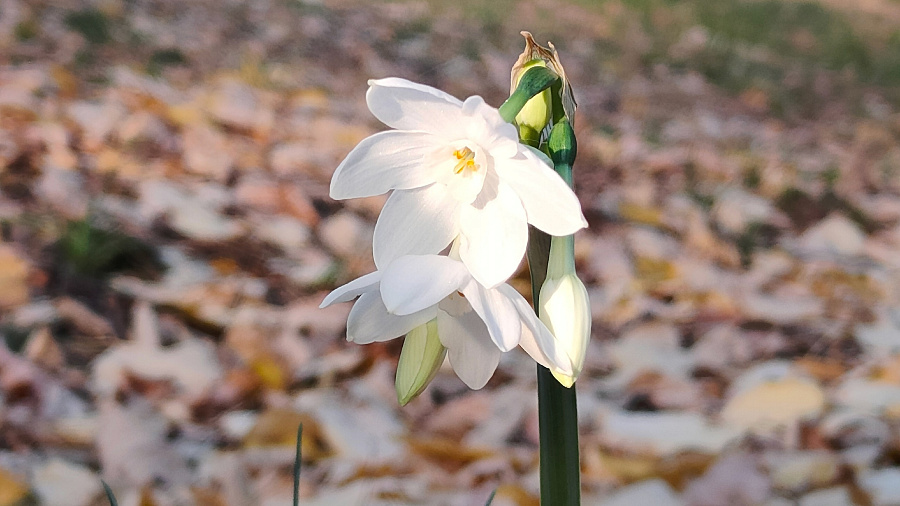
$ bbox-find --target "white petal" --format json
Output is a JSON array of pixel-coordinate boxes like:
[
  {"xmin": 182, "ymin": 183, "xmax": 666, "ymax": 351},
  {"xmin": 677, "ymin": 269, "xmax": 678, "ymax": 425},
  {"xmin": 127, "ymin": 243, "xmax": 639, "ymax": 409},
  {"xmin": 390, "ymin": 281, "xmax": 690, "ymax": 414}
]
[
  {"xmin": 458, "ymin": 180, "xmax": 528, "ymax": 288},
  {"xmin": 437, "ymin": 309, "xmax": 501, "ymax": 389},
  {"xmin": 319, "ymin": 271, "xmax": 382, "ymax": 308},
  {"xmin": 367, "ymin": 78, "xmax": 466, "ymax": 139},
  {"xmin": 495, "ymin": 148, "xmax": 588, "ymax": 236},
  {"xmin": 496, "ymin": 284, "xmax": 573, "ymax": 375},
  {"xmin": 373, "ymin": 185, "xmax": 460, "ymax": 269},
  {"xmin": 347, "ymin": 291, "xmax": 436, "ymax": 344},
  {"xmin": 330, "ymin": 130, "xmax": 441, "ymax": 200},
  {"xmin": 461, "ymin": 96, "xmax": 520, "ymax": 159},
  {"xmin": 460, "ymin": 281, "xmax": 521, "ymax": 352},
  {"xmin": 380, "ymin": 255, "xmax": 470, "ymax": 316}
]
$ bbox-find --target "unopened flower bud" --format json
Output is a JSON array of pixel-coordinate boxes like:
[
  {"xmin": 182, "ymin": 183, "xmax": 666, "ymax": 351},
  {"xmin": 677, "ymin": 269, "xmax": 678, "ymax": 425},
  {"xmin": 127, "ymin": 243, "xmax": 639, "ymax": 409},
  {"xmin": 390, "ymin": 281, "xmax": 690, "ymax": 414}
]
[
  {"xmin": 395, "ymin": 319, "xmax": 446, "ymax": 405},
  {"xmin": 538, "ymin": 234, "xmax": 590, "ymax": 388},
  {"xmin": 511, "ymin": 31, "xmax": 577, "ymax": 124},
  {"xmin": 512, "ymin": 59, "xmax": 553, "ymax": 146}
]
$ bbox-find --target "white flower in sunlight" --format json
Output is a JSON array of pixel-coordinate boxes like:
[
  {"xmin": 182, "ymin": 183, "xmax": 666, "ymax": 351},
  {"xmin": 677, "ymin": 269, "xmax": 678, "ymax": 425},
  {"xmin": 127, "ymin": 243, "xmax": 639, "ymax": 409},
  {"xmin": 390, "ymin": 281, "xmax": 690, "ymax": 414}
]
[
  {"xmin": 319, "ymin": 254, "xmax": 573, "ymax": 389},
  {"xmin": 538, "ymin": 235, "xmax": 591, "ymax": 388},
  {"xmin": 330, "ymin": 78, "xmax": 587, "ymax": 288}
]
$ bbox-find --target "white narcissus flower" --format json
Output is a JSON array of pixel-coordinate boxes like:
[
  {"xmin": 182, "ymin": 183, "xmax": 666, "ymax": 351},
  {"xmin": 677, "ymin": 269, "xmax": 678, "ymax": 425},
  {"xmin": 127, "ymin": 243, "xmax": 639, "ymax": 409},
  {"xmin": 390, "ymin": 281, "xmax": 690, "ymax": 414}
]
[
  {"xmin": 330, "ymin": 78, "xmax": 587, "ymax": 288},
  {"xmin": 319, "ymin": 254, "xmax": 573, "ymax": 389}
]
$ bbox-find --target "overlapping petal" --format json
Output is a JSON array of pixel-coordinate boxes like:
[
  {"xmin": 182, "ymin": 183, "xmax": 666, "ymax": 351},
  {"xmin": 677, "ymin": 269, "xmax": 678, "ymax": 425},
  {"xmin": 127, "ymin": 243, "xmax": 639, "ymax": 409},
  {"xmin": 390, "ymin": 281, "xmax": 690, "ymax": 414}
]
[
  {"xmin": 367, "ymin": 78, "xmax": 466, "ymax": 139},
  {"xmin": 347, "ymin": 291, "xmax": 435, "ymax": 344},
  {"xmin": 497, "ymin": 284, "xmax": 573, "ymax": 376},
  {"xmin": 460, "ymin": 280, "xmax": 521, "ymax": 352},
  {"xmin": 436, "ymin": 309, "xmax": 500, "ymax": 389},
  {"xmin": 458, "ymin": 181, "xmax": 528, "ymax": 288},
  {"xmin": 460, "ymin": 96, "xmax": 520, "ymax": 158},
  {"xmin": 330, "ymin": 131, "xmax": 441, "ymax": 200},
  {"xmin": 496, "ymin": 148, "xmax": 588, "ymax": 236},
  {"xmin": 373, "ymin": 184, "xmax": 460, "ymax": 269},
  {"xmin": 380, "ymin": 255, "xmax": 470, "ymax": 316}
]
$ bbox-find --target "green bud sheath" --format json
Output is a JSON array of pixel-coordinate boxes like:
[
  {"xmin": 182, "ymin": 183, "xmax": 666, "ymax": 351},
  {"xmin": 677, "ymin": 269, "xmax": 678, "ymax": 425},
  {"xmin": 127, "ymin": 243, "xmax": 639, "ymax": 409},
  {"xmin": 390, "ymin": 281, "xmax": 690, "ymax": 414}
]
[
  {"xmin": 548, "ymin": 117, "xmax": 577, "ymax": 179},
  {"xmin": 395, "ymin": 320, "xmax": 446, "ymax": 406},
  {"xmin": 498, "ymin": 65, "xmax": 559, "ymax": 124},
  {"xmin": 513, "ymin": 60, "xmax": 553, "ymax": 147}
]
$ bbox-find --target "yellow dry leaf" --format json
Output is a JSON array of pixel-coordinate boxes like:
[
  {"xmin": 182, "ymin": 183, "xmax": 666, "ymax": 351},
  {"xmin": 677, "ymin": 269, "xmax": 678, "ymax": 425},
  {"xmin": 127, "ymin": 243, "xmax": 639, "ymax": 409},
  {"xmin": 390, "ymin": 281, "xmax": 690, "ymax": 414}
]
[
  {"xmin": 634, "ymin": 256, "xmax": 678, "ymax": 285},
  {"xmin": 243, "ymin": 409, "xmax": 333, "ymax": 462},
  {"xmin": 249, "ymin": 357, "xmax": 288, "ymax": 390},
  {"xmin": 0, "ymin": 245, "xmax": 30, "ymax": 309},
  {"xmin": 50, "ymin": 65, "xmax": 79, "ymax": 98},
  {"xmin": 619, "ymin": 202, "xmax": 665, "ymax": 227},
  {"xmin": 406, "ymin": 436, "xmax": 493, "ymax": 466},
  {"xmin": 493, "ymin": 483, "xmax": 540, "ymax": 506},
  {"xmin": 0, "ymin": 468, "xmax": 29, "ymax": 506},
  {"xmin": 597, "ymin": 450, "xmax": 657, "ymax": 482}
]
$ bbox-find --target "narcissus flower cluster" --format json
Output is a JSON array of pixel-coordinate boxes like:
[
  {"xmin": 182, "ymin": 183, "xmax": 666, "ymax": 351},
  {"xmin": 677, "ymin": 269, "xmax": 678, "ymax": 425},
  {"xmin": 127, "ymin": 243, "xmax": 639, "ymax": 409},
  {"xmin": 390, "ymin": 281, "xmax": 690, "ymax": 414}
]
[{"xmin": 321, "ymin": 59, "xmax": 591, "ymax": 403}]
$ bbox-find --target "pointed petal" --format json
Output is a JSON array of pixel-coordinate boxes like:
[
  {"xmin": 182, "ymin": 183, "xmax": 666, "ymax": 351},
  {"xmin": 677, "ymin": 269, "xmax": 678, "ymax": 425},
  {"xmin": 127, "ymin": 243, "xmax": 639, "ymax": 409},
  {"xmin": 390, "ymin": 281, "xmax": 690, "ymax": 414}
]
[
  {"xmin": 347, "ymin": 291, "xmax": 436, "ymax": 344},
  {"xmin": 495, "ymin": 148, "xmax": 587, "ymax": 236},
  {"xmin": 330, "ymin": 130, "xmax": 441, "ymax": 200},
  {"xmin": 461, "ymin": 96, "xmax": 519, "ymax": 159},
  {"xmin": 496, "ymin": 284, "xmax": 573, "ymax": 375},
  {"xmin": 373, "ymin": 185, "xmax": 460, "ymax": 269},
  {"xmin": 367, "ymin": 78, "xmax": 466, "ymax": 139},
  {"xmin": 437, "ymin": 309, "xmax": 501, "ymax": 389},
  {"xmin": 319, "ymin": 271, "xmax": 382, "ymax": 308},
  {"xmin": 380, "ymin": 255, "xmax": 470, "ymax": 316},
  {"xmin": 458, "ymin": 181, "xmax": 528, "ymax": 288},
  {"xmin": 460, "ymin": 281, "xmax": 521, "ymax": 352}
]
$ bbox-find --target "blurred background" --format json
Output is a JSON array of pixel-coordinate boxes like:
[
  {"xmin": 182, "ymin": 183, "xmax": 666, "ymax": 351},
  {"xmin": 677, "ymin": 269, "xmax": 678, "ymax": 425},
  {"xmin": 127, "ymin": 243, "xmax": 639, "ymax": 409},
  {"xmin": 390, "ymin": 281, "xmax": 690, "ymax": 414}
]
[{"xmin": 2, "ymin": 0, "xmax": 900, "ymax": 504}]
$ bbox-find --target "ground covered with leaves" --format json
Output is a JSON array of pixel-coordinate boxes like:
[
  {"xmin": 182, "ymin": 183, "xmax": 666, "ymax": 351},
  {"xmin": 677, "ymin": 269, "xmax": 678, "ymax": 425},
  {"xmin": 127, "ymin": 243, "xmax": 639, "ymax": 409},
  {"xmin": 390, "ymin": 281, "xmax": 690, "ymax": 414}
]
[{"xmin": 3, "ymin": 0, "xmax": 900, "ymax": 504}]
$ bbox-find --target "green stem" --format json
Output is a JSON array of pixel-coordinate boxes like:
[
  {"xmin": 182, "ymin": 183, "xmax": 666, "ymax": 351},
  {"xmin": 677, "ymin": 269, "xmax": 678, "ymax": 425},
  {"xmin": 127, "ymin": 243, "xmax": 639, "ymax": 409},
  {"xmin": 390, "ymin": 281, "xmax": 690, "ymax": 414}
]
[
  {"xmin": 527, "ymin": 228, "xmax": 581, "ymax": 506},
  {"xmin": 527, "ymin": 115, "xmax": 581, "ymax": 505}
]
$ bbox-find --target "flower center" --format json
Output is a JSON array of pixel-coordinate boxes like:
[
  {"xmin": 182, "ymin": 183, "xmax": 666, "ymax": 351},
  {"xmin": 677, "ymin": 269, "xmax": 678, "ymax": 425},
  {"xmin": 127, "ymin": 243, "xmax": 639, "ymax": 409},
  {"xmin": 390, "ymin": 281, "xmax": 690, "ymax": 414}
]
[{"xmin": 452, "ymin": 147, "xmax": 479, "ymax": 174}]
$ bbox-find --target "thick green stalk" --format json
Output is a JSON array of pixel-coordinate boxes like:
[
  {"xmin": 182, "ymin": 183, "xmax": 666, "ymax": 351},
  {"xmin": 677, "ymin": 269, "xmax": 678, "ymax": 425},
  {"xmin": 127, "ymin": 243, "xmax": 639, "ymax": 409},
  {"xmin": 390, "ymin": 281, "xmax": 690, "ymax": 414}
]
[
  {"xmin": 528, "ymin": 116, "xmax": 581, "ymax": 505},
  {"xmin": 527, "ymin": 229, "xmax": 581, "ymax": 506}
]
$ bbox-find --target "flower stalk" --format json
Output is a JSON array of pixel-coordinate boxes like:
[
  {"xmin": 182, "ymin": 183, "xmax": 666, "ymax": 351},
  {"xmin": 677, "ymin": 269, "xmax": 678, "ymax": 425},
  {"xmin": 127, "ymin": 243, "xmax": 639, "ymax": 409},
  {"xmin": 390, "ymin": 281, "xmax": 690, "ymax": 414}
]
[{"xmin": 515, "ymin": 33, "xmax": 583, "ymax": 505}]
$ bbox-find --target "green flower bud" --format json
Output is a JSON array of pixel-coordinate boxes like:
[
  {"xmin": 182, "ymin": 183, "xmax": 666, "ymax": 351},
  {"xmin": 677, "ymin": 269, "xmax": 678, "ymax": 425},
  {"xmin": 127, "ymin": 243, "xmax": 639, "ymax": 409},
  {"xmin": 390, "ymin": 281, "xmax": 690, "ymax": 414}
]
[
  {"xmin": 395, "ymin": 319, "xmax": 446, "ymax": 405},
  {"xmin": 538, "ymin": 234, "xmax": 590, "ymax": 388},
  {"xmin": 511, "ymin": 31, "xmax": 577, "ymax": 124},
  {"xmin": 513, "ymin": 59, "xmax": 553, "ymax": 146}
]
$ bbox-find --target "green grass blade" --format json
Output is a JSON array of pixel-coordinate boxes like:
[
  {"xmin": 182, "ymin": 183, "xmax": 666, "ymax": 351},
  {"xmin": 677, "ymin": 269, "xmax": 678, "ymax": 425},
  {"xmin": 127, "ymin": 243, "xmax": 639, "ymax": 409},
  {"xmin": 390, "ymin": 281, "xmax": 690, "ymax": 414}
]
[
  {"xmin": 101, "ymin": 480, "xmax": 118, "ymax": 506},
  {"xmin": 484, "ymin": 489, "xmax": 497, "ymax": 506},
  {"xmin": 293, "ymin": 423, "xmax": 303, "ymax": 506}
]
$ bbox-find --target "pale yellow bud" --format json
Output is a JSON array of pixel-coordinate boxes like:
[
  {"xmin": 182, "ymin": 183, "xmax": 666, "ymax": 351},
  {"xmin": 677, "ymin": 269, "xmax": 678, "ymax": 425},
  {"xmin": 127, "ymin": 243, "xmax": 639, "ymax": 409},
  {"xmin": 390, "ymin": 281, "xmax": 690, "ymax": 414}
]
[
  {"xmin": 395, "ymin": 319, "xmax": 446, "ymax": 405},
  {"xmin": 510, "ymin": 31, "xmax": 577, "ymax": 123},
  {"xmin": 513, "ymin": 59, "xmax": 553, "ymax": 145},
  {"xmin": 538, "ymin": 235, "xmax": 590, "ymax": 388}
]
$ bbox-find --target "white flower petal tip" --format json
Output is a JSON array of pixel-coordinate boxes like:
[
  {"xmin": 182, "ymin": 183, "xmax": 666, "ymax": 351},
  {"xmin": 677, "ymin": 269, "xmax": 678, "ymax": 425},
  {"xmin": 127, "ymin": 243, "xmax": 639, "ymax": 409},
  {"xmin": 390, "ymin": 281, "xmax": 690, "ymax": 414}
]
[{"xmin": 319, "ymin": 271, "xmax": 382, "ymax": 308}]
